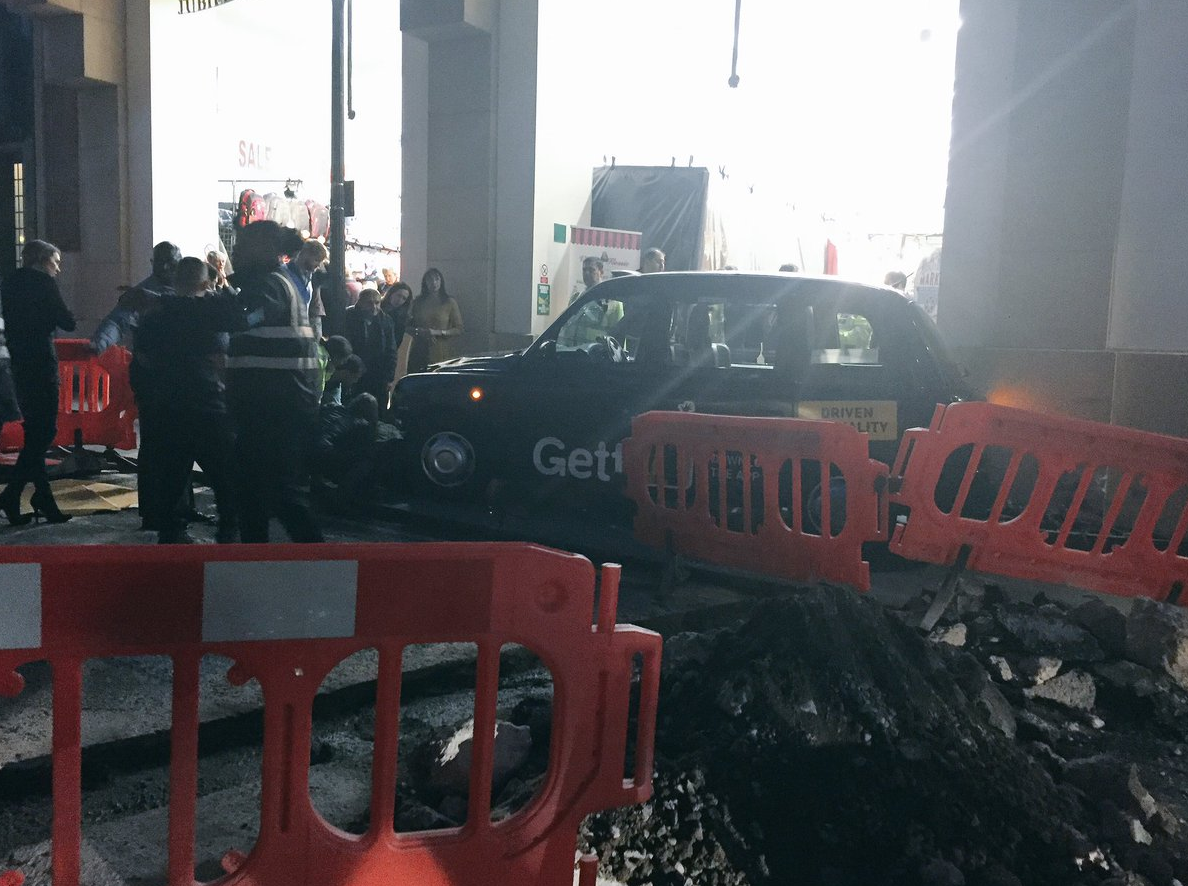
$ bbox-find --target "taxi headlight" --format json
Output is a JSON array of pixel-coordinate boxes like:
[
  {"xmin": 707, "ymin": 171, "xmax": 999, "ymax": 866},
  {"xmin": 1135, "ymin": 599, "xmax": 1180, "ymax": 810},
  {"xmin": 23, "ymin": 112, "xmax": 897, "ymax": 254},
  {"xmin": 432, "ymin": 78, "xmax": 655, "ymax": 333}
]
[{"xmin": 469, "ymin": 387, "xmax": 484, "ymax": 402}]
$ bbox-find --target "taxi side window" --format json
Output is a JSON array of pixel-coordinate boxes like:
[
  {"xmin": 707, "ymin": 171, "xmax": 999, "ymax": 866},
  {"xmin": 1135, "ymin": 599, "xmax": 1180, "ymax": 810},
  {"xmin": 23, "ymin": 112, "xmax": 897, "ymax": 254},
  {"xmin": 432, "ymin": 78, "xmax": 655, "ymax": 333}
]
[
  {"xmin": 667, "ymin": 299, "xmax": 778, "ymax": 369},
  {"xmin": 812, "ymin": 311, "xmax": 880, "ymax": 366}
]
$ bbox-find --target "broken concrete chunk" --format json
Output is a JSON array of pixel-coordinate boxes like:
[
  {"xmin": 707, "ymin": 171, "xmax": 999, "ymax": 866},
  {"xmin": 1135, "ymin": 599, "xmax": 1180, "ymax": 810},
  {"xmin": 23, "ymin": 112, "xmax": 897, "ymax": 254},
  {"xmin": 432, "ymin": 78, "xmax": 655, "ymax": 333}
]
[
  {"xmin": 1131, "ymin": 818, "xmax": 1154, "ymax": 845},
  {"xmin": 1126, "ymin": 598, "xmax": 1188, "ymax": 692},
  {"xmin": 995, "ymin": 609, "xmax": 1105, "ymax": 662},
  {"xmin": 1016, "ymin": 656, "xmax": 1063, "ymax": 686},
  {"xmin": 977, "ymin": 683, "xmax": 1017, "ymax": 739},
  {"xmin": 988, "ymin": 655, "xmax": 1015, "ymax": 682},
  {"xmin": 428, "ymin": 719, "xmax": 532, "ymax": 795},
  {"xmin": 1073, "ymin": 597, "xmax": 1128, "ymax": 658},
  {"xmin": 930, "ymin": 623, "xmax": 968, "ymax": 647},
  {"xmin": 1092, "ymin": 660, "xmax": 1160, "ymax": 697},
  {"xmin": 1023, "ymin": 669, "xmax": 1096, "ymax": 711}
]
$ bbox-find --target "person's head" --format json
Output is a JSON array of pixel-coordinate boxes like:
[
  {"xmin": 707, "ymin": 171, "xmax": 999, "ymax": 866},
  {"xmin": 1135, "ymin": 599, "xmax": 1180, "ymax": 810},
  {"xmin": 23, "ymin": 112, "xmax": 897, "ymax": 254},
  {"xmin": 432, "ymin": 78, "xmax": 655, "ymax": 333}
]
[
  {"xmin": 278, "ymin": 227, "xmax": 306, "ymax": 263},
  {"xmin": 207, "ymin": 250, "xmax": 228, "ymax": 278},
  {"xmin": 421, "ymin": 268, "xmax": 447, "ymax": 299},
  {"xmin": 357, "ymin": 287, "xmax": 382, "ymax": 316},
  {"xmin": 21, "ymin": 239, "xmax": 61, "ymax": 277},
  {"xmin": 233, "ymin": 220, "xmax": 286, "ymax": 274},
  {"xmin": 884, "ymin": 270, "xmax": 908, "ymax": 292},
  {"xmin": 339, "ymin": 353, "xmax": 365, "ymax": 385},
  {"xmin": 383, "ymin": 281, "xmax": 413, "ymax": 310},
  {"xmin": 779, "ymin": 263, "xmax": 799, "ymax": 273},
  {"xmin": 582, "ymin": 257, "xmax": 604, "ymax": 289},
  {"xmin": 151, "ymin": 241, "xmax": 182, "ymax": 284},
  {"xmin": 296, "ymin": 239, "xmax": 329, "ymax": 274},
  {"xmin": 381, "ymin": 268, "xmax": 398, "ymax": 286},
  {"xmin": 641, "ymin": 247, "xmax": 665, "ymax": 273},
  {"xmin": 175, "ymin": 256, "xmax": 213, "ymax": 296},
  {"xmin": 324, "ymin": 335, "xmax": 353, "ymax": 364}
]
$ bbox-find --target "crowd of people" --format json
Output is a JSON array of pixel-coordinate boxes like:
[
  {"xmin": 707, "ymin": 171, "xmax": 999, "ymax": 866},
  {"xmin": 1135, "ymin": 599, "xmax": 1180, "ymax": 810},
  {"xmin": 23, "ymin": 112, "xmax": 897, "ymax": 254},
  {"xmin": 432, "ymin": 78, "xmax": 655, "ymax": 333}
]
[{"xmin": 0, "ymin": 223, "xmax": 466, "ymax": 543}]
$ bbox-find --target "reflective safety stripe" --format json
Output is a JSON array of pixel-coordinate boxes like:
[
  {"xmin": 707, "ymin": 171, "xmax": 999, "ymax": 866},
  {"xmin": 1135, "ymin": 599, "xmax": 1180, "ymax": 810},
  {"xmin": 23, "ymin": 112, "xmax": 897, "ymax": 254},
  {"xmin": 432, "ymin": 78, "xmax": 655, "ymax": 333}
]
[
  {"xmin": 224, "ymin": 355, "xmax": 321, "ymax": 370},
  {"xmin": 272, "ymin": 270, "xmax": 310, "ymax": 329},
  {"xmin": 240, "ymin": 326, "xmax": 316, "ymax": 339},
  {"xmin": 202, "ymin": 560, "xmax": 358, "ymax": 641},
  {"xmin": 0, "ymin": 564, "xmax": 41, "ymax": 649}
]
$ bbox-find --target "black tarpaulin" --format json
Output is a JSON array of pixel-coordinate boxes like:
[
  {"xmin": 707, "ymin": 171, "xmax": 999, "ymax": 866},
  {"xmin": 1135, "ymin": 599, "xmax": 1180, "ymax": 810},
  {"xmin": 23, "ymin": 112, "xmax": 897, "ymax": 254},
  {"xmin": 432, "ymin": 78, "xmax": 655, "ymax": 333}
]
[{"xmin": 590, "ymin": 166, "xmax": 710, "ymax": 272}]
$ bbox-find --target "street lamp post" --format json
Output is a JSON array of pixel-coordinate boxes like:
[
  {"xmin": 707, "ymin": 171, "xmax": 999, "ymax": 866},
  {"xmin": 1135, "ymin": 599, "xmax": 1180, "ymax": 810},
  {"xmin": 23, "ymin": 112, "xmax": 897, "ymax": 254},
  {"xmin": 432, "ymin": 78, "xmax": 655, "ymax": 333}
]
[{"xmin": 329, "ymin": 0, "xmax": 347, "ymax": 315}]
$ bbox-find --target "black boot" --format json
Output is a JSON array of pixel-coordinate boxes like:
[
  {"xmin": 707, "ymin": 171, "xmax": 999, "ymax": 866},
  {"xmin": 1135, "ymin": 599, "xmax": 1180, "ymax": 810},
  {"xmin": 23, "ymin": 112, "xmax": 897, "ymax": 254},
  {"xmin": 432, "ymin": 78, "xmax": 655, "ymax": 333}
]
[
  {"xmin": 30, "ymin": 483, "xmax": 71, "ymax": 524},
  {"xmin": 0, "ymin": 483, "xmax": 31, "ymax": 526}
]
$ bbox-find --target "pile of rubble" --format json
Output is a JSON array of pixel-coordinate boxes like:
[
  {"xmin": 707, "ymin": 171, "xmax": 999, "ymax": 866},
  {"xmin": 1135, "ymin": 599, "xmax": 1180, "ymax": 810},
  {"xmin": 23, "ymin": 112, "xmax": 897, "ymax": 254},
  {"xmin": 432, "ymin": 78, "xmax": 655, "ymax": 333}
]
[{"xmin": 580, "ymin": 580, "xmax": 1188, "ymax": 886}]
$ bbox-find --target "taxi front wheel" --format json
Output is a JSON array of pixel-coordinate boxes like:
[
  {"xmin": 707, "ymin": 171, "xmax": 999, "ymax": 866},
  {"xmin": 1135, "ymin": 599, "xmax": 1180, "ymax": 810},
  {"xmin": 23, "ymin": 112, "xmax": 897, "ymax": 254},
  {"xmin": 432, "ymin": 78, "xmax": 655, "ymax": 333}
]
[{"xmin": 408, "ymin": 421, "xmax": 489, "ymax": 501}]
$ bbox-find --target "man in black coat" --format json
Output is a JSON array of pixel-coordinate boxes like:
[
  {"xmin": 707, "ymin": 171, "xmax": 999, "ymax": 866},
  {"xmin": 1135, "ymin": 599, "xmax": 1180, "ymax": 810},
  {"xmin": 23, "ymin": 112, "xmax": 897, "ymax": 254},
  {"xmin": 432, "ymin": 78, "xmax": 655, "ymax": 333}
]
[
  {"xmin": 343, "ymin": 288, "xmax": 398, "ymax": 410},
  {"xmin": 134, "ymin": 256, "xmax": 247, "ymax": 543}
]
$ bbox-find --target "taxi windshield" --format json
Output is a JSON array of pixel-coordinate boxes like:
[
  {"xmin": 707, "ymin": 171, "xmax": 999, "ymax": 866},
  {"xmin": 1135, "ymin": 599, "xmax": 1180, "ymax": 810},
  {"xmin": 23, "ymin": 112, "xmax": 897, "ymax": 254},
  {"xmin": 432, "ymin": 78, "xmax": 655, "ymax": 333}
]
[{"xmin": 539, "ymin": 290, "xmax": 637, "ymax": 359}]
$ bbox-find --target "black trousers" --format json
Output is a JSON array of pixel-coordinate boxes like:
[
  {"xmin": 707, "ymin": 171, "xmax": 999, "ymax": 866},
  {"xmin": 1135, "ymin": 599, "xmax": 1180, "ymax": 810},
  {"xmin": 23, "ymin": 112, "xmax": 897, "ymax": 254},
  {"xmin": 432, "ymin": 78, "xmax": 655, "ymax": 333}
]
[
  {"xmin": 10, "ymin": 380, "xmax": 57, "ymax": 490},
  {"xmin": 232, "ymin": 407, "xmax": 323, "ymax": 543},
  {"xmin": 156, "ymin": 409, "xmax": 238, "ymax": 538},
  {"xmin": 136, "ymin": 401, "xmax": 165, "ymax": 527}
]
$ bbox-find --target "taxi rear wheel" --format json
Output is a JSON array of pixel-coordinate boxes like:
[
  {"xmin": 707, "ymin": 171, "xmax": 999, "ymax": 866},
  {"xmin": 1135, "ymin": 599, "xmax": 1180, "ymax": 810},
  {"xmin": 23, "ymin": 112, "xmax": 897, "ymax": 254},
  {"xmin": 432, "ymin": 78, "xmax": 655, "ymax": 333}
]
[{"xmin": 407, "ymin": 419, "xmax": 489, "ymax": 502}]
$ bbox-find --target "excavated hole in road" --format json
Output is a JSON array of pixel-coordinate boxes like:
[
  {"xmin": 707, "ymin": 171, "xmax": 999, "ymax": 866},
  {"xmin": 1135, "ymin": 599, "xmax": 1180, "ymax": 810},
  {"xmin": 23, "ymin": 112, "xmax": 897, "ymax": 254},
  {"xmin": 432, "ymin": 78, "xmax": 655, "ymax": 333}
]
[{"xmin": 5, "ymin": 581, "xmax": 1188, "ymax": 886}]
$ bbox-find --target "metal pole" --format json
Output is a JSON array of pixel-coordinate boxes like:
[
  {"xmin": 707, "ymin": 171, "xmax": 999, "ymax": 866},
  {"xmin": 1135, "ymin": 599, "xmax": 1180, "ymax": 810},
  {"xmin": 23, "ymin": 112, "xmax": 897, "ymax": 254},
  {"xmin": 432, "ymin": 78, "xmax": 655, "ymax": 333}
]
[{"xmin": 329, "ymin": 0, "xmax": 347, "ymax": 315}]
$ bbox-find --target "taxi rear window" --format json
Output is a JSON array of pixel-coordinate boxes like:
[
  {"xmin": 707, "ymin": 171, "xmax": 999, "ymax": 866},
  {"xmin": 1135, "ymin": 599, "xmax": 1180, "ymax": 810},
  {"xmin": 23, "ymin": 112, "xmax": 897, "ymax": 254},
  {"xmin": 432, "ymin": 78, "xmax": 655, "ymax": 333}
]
[{"xmin": 668, "ymin": 299, "xmax": 778, "ymax": 368}]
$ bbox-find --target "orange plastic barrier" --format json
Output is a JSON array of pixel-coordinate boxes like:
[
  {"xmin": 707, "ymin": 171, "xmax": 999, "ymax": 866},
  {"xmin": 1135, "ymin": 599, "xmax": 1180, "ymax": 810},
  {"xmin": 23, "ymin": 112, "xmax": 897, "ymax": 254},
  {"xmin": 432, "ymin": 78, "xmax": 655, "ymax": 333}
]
[
  {"xmin": 0, "ymin": 543, "xmax": 661, "ymax": 886},
  {"xmin": 623, "ymin": 411, "xmax": 888, "ymax": 591},
  {"xmin": 890, "ymin": 402, "xmax": 1188, "ymax": 605},
  {"xmin": 0, "ymin": 339, "xmax": 137, "ymax": 454}
]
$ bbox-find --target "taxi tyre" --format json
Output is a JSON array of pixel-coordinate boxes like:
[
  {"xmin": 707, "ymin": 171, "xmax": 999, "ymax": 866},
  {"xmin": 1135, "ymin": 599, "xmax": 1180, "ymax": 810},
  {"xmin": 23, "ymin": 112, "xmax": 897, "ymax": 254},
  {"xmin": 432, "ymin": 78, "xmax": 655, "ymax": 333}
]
[{"xmin": 405, "ymin": 413, "xmax": 491, "ymax": 502}]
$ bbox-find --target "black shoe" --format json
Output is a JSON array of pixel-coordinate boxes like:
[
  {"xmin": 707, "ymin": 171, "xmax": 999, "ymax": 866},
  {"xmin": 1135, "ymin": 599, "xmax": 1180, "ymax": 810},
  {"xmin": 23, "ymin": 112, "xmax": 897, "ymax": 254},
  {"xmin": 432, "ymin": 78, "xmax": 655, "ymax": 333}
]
[
  {"xmin": 0, "ymin": 485, "xmax": 31, "ymax": 526},
  {"xmin": 184, "ymin": 509, "xmax": 218, "ymax": 525},
  {"xmin": 30, "ymin": 489, "xmax": 71, "ymax": 524}
]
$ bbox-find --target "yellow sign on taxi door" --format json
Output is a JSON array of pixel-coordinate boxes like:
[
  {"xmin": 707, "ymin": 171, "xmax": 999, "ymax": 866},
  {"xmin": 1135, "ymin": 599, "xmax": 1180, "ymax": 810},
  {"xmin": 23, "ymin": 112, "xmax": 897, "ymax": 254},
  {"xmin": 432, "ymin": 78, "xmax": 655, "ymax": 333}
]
[{"xmin": 797, "ymin": 400, "xmax": 898, "ymax": 441}]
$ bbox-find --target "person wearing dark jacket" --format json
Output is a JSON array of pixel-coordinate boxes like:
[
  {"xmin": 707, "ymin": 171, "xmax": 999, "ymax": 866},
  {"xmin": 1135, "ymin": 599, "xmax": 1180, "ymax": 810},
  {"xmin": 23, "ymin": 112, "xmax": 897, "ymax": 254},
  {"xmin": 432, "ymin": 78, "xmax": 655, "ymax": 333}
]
[
  {"xmin": 225, "ymin": 220, "xmax": 323, "ymax": 543},
  {"xmin": 344, "ymin": 288, "xmax": 398, "ymax": 410},
  {"xmin": 0, "ymin": 240, "xmax": 76, "ymax": 525},
  {"xmin": 134, "ymin": 256, "xmax": 247, "ymax": 544}
]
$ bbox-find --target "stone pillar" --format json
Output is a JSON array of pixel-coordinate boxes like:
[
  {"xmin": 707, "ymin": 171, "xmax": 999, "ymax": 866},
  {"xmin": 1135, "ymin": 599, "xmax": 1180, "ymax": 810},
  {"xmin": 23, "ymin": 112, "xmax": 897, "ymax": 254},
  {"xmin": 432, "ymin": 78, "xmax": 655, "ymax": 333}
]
[
  {"xmin": 943, "ymin": 0, "xmax": 1136, "ymax": 423},
  {"xmin": 5, "ymin": 0, "xmax": 138, "ymax": 333},
  {"xmin": 401, "ymin": 0, "xmax": 499, "ymax": 357}
]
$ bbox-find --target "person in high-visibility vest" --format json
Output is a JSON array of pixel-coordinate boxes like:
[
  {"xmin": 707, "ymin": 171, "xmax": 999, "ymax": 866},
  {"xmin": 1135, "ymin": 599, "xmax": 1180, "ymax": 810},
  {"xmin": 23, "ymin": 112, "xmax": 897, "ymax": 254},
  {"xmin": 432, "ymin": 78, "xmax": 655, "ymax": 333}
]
[{"xmin": 226, "ymin": 220, "xmax": 324, "ymax": 543}]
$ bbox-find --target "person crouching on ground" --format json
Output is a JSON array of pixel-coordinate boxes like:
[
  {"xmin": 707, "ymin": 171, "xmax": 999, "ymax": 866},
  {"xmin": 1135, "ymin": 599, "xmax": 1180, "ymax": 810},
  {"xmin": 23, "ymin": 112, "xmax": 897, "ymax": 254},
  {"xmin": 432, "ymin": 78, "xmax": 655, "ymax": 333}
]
[{"xmin": 134, "ymin": 256, "xmax": 248, "ymax": 543}]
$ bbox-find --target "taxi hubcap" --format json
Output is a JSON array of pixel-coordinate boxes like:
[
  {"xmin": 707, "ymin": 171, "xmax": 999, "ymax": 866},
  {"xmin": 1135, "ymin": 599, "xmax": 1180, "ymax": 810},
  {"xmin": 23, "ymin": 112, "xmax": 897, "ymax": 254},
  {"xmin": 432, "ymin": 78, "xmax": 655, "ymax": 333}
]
[{"xmin": 421, "ymin": 431, "xmax": 475, "ymax": 487}]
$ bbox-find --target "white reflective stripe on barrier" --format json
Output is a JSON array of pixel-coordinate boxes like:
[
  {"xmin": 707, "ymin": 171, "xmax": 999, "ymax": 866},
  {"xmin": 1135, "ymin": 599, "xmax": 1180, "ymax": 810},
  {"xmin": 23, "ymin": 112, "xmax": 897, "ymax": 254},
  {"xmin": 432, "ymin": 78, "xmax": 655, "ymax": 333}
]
[
  {"xmin": 202, "ymin": 561, "xmax": 358, "ymax": 642},
  {"xmin": 0, "ymin": 564, "xmax": 41, "ymax": 649}
]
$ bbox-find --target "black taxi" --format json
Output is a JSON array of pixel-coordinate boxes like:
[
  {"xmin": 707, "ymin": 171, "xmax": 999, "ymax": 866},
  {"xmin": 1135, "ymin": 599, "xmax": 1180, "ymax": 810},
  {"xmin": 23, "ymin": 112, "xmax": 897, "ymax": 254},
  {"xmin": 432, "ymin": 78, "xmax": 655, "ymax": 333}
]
[{"xmin": 388, "ymin": 272, "xmax": 977, "ymax": 517}]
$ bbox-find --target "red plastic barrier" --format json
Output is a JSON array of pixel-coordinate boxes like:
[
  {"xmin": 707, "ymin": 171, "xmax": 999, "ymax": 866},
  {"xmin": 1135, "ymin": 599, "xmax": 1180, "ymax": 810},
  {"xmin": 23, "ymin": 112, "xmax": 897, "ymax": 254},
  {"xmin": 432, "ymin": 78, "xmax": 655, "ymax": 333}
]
[
  {"xmin": 890, "ymin": 402, "xmax": 1188, "ymax": 605},
  {"xmin": 0, "ymin": 340, "xmax": 137, "ymax": 453},
  {"xmin": 623, "ymin": 411, "xmax": 888, "ymax": 591},
  {"xmin": 0, "ymin": 543, "xmax": 661, "ymax": 886}
]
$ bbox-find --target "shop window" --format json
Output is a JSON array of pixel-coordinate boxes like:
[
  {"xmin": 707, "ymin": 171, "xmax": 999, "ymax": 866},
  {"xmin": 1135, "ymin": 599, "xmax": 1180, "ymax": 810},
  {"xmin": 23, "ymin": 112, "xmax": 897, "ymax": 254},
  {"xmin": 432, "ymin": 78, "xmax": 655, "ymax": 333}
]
[{"xmin": 12, "ymin": 161, "xmax": 23, "ymax": 267}]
